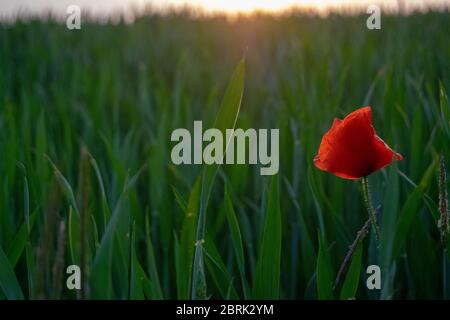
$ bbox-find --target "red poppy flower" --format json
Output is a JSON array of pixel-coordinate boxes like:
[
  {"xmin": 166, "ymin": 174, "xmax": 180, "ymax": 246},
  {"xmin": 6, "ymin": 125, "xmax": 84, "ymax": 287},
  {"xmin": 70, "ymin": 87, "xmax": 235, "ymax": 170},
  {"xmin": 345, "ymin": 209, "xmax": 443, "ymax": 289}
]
[{"xmin": 314, "ymin": 106, "xmax": 403, "ymax": 180}]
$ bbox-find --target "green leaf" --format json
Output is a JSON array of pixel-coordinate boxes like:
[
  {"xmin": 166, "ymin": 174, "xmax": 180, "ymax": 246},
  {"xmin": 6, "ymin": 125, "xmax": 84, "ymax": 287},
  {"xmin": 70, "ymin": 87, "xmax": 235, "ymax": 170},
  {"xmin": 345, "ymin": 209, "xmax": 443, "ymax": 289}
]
[
  {"xmin": 91, "ymin": 168, "xmax": 143, "ymax": 298},
  {"xmin": 176, "ymin": 177, "xmax": 201, "ymax": 299},
  {"xmin": 172, "ymin": 185, "xmax": 188, "ymax": 212},
  {"xmin": 380, "ymin": 161, "xmax": 399, "ymax": 299},
  {"xmin": 393, "ymin": 159, "xmax": 437, "ymax": 260},
  {"xmin": 224, "ymin": 186, "xmax": 249, "ymax": 298},
  {"xmin": 7, "ymin": 212, "xmax": 37, "ymax": 268},
  {"xmin": 0, "ymin": 246, "xmax": 24, "ymax": 300},
  {"xmin": 45, "ymin": 155, "xmax": 79, "ymax": 215},
  {"xmin": 129, "ymin": 222, "xmax": 144, "ymax": 300},
  {"xmin": 252, "ymin": 176, "xmax": 281, "ymax": 299},
  {"xmin": 316, "ymin": 234, "xmax": 334, "ymax": 300},
  {"xmin": 201, "ymin": 59, "xmax": 246, "ymax": 206},
  {"xmin": 144, "ymin": 213, "xmax": 163, "ymax": 299},
  {"xmin": 339, "ymin": 243, "xmax": 363, "ymax": 300},
  {"xmin": 192, "ymin": 59, "xmax": 245, "ymax": 299},
  {"xmin": 204, "ymin": 233, "xmax": 239, "ymax": 299}
]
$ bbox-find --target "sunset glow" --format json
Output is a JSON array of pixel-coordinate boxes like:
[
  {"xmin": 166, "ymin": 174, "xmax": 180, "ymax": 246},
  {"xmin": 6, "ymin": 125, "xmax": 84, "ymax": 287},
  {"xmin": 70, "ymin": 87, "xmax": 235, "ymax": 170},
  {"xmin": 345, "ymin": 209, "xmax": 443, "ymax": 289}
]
[
  {"xmin": 157, "ymin": 0, "xmax": 448, "ymax": 14},
  {"xmin": 0, "ymin": 0, "xmax": 448, "ymax": 18}
]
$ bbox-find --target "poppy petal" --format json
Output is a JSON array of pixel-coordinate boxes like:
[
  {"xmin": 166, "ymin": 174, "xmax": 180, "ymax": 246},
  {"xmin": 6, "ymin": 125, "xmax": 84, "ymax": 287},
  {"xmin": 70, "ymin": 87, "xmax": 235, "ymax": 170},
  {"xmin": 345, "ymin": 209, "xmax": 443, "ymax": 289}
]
[{"xmin": 313, "ymin": 106, "xmax": 402, "ymax": 179}]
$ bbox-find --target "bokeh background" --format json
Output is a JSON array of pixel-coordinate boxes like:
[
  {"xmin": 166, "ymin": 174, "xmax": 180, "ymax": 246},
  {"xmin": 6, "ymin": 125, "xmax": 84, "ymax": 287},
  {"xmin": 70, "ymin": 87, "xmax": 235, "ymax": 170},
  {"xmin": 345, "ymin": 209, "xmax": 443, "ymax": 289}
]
[{"xmin": 0, "ymin": 0, "xmax": 450, "ymax": 299}]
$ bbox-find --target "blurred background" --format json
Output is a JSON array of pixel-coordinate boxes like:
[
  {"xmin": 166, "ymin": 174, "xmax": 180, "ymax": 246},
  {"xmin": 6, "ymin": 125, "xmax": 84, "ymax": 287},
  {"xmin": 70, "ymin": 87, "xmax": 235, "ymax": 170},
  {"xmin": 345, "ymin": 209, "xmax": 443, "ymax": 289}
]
[
  {"xmin": 0, "ymin": 0, "xmax": 450, "ymax": 300},
  {"xmin": 1, "ymin": 0, "xmax": 449, "ymax": 17}
]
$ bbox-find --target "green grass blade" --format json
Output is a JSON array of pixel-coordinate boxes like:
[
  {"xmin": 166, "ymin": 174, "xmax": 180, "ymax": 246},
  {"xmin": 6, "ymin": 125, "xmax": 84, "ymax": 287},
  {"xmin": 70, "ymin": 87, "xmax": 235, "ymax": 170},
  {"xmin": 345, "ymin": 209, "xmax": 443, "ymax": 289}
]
[
  {"xmin": 176, "ymin": 177, "xmax": 200, "ymax": 299},
  {"xmin": 393, "ymin": 159, "xmax": 437, "ymax": 260},
  {"xmin": 144, "ymin": 213, "xmax": 163, "ymax": 299},
  {"xmin": 91, "ymin": 168, "xmax": 144, "ymax": 298},
  {"xmin": 339, "ymin": 243, "xmax": 363, "ymax": 300},
  {"xmin": 380, "ymin": 161, "xmax": 399, "ymax": 300},
  {"xmin": 316, "ymin": 234, "xmax": 334, "ymax": 300},
  {"xmin": 7, "ymin": 212, "xmax": 37, "ymax": 268},
  {"xmin": 0, "ymin": 246, "xmax": 24, "ymax": 300},
  {"xmin": 204, "ymin": 233, "xmax": 239, "ymax": 299},
  {"xmin": 224, "ymin": 186, "xmax": 249, "ymax": 299},
  {"xmin": 252, "ymin": 176, "xmax": 281, "ymax": 299},
  {"xmin": 129, "ymin": 222, "xmax": 144, "ymax": 300},
  {"xmin": 192, "ymin": 59, "xmax": 245, "ymax": 299}
]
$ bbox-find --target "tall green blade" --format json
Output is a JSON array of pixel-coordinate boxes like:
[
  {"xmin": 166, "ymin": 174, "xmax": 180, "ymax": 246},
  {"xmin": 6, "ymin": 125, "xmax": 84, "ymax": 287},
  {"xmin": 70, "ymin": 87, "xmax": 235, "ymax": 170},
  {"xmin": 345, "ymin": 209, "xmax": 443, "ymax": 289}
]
[
  {"xmin": 192, "ymin": 59, "xmax": 245, "ymax": 299},
  {"xmin": 380, "ymin": 161, "xmax": 399, "ymax": 300},
  {"xmin": 0, "ymin": 246, "xmax": 24, "ymax": 300},
  {"xmin": 224, "ymin": 186, "xmax": 249, "ymax": 298},
  {"xmin": 176, "ymin": 178, "xmax": 200, "ymax": 299},
  {"xmin": 339, "ymin": 243, "xmax": 363, "ymax": 300},
  {"xmin": 252, "ymin": 176, "xmax": 281, "ymax": 299},
  {"xmin": 316, "ymin": 234, "xmax": 334, "ymax": 300},
  {"xmin": 204, "ymin": 233, "xmax": 239, "ymax": 299},
  {"xmin": 393, "ymin": 159, "xmax": 436, "ymax": 260}
]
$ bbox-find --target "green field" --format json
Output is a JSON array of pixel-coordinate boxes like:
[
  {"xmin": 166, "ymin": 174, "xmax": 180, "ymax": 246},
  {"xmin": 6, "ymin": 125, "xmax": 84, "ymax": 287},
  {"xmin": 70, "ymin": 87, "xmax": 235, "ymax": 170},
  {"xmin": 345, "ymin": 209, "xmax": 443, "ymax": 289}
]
[{"xmin": 1, "ymin": 9, "xmax": 450, "ymax": 300}]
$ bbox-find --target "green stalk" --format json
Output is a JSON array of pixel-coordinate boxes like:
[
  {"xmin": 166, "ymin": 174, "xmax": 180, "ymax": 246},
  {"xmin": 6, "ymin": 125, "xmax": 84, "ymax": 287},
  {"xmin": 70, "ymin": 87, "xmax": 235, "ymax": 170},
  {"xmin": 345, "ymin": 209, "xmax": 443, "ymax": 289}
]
[{"xmin": 361, "ymin": 176, "xmax": 381, "ymax": 243}]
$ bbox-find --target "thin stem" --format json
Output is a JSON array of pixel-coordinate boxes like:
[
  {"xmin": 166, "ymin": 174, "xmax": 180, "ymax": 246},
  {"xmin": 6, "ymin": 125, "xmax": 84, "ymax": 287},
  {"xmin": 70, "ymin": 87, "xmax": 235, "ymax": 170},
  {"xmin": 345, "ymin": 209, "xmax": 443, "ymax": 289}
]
[
  {"xmin": 361, "ymin": 176, "xmax": 381, "ymax": 243},
  {"xmin": 334, "ymin": 215, "xmax": 372, "ymax": 289}
]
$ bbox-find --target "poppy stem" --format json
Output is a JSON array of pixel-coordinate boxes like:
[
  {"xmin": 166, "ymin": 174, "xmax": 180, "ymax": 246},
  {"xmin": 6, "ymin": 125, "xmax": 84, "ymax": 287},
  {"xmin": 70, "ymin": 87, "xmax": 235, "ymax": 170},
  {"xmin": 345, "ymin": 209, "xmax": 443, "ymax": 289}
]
[{"xmin": 361, "ymin": 176, "xmax": 381, "ymax": 243}]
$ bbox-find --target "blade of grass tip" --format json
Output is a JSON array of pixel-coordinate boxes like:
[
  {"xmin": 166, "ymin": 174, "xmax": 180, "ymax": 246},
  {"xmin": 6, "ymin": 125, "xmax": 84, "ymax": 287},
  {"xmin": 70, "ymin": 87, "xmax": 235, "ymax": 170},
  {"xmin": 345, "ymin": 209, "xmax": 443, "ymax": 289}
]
[
  {"xmin": 44, "ymin": 154, "xmax": 79, "ymax": 215},
  {"xmin": 171, "ymin": 185, "xmax": 188, "ymax": 212},
  {"xmin": 89, "ymin": 155, "xmax": 111, "ymax": 230},
  {"xmin": 224, "ymin": 186, "xmax": 249, "ymax": 299},
  {"xmin": 252, "ymin": 176, "xmax": 281, "ymax": 299},
  {"xmin": 192, "ymin": 59, "xmax": 245, "ymax": 300}
]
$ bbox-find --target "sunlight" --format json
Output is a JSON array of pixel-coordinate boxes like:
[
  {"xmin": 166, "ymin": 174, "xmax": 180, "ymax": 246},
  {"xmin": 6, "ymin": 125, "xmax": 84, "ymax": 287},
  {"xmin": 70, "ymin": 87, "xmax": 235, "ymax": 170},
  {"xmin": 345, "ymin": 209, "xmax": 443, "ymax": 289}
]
[
  {"xmin": 168, "ymin": 0, "xmax": 337, "ymax": 13},
  {"xmin": 164, "ymin": 0, "xmax": 406, "ymax": 13},
  {"xmin": 154, "ymin": 0, "xmax": 450, "ymax": 15}
]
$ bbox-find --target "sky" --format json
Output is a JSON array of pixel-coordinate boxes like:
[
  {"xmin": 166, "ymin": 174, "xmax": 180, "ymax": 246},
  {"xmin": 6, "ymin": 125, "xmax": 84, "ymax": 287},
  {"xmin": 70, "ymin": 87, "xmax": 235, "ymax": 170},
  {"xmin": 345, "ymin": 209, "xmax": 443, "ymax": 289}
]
[{"xmin": 0, "ymin": 0, "xmax": 449, "ymax": 17}]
